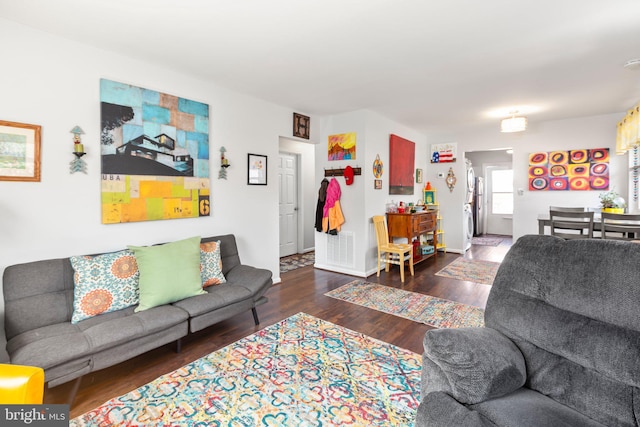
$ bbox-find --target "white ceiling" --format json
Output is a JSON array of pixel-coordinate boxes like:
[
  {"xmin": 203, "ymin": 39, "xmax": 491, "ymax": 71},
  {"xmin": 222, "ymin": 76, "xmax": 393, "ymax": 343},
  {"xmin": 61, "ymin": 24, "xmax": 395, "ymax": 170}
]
[{"xmin": 3, "ymin": 0, "xmax": 640, "ymax": 135}]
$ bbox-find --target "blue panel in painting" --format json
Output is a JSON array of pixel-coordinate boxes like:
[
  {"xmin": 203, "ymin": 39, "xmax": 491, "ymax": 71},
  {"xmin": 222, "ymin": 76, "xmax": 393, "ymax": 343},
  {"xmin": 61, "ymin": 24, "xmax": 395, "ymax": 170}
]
[
  {"xmin": 100, "ymin": 79, "xmax": 142, "ymax": 107},
  {"xmin": 187, "ymin": 132, "xmax": 208, "ymax": 160},
  {"xmin": 197, "ymin": 158, "xmax": 210, "ymax": 178},
  {"xmin": 159, "ymin": 124, "xmax": 177, "ymax": 141},
  {"xmin": 142, "ymin": 88, "xmax": 160, "ymax": 106},
  {"xmin": 142, "ymin": 104, "xmax": 170, "ymax": 124},
  {"xmin": 176, "ymin": 130, "xmax": 186, "ymax": 148},
  {"xmin": 194, "ymin": 116, "xmax": 209, "ymax": 134},
  {"xmin": 122, "ymin": 124, "xmax": 143, "ymax": 145},
  {"xmin": 179, "ymin": 98, "xmax": 209, "ymax": 117},
  {"xmin": 143, "ymin": 122, "xmax": 162, "ymax": 139}
]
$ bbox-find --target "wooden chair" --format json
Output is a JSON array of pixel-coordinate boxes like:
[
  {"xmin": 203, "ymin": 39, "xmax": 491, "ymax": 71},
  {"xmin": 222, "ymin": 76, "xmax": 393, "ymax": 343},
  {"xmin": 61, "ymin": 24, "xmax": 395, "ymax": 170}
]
[
  {"xmin": 373, "ymin": 215, "xmax": 414, "ymax": 282},
  {"xmin": 600, "ymin": 212, "xmax": 640, "ymax": 240},
  {"xmin": 549, "ymin": 209, "xmax": 594, "ymax": 239}
]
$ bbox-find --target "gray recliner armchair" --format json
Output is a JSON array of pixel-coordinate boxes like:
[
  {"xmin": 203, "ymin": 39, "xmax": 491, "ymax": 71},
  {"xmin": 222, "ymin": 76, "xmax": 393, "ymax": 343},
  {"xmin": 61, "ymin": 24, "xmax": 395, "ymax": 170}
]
[{"xmin": 416, "ymin": 234, "xmax": 640, "ymax": 427}]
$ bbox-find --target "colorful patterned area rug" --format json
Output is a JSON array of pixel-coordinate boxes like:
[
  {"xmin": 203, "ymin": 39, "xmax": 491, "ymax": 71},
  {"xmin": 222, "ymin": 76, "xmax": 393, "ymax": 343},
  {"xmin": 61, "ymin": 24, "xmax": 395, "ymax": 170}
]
[
  {"xmin": 325, "ymin": 280, "xmax": 484, "ymax": 329},
  {"xmin": 471, "ymin": 236, "xmax": 503, "ymax": 246},
  {"xmin": 280, "ymin": 251, "xmax": 315, "ymax": 272},
  {"xmin": 71, "ymin": 312, "xmax": 421, "ymax": 427},
  {"xmin": 435, "ymin": 258, "xmax": 500, "ymax": 285}
]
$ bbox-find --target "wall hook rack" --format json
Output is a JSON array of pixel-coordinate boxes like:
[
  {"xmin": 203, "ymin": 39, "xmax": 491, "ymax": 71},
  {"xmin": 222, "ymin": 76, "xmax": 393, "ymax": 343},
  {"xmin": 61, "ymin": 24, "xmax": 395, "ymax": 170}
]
[{"xmin": 324, "ymin": 167, "xmax": 362, "ymax": 177}]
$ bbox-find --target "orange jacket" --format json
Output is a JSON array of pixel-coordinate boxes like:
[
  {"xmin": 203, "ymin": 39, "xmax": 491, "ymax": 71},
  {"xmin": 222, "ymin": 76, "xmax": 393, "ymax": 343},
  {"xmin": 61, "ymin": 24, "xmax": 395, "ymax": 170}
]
[{"xmin": 322, "ymin": 200, "xmax": 345, "ymax": 233}]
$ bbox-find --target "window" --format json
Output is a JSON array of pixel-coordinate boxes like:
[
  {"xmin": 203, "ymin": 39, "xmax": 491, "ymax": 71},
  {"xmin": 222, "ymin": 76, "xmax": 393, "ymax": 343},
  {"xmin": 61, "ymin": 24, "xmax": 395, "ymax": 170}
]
[{"xmin": 491, "ymin": 169, "xmax": 513, "ymax": 214}]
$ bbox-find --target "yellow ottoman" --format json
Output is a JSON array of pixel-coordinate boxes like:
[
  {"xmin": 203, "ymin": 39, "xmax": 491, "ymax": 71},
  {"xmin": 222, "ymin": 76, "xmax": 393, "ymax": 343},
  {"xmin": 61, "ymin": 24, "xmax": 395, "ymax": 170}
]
[{"xmin": 0, "ymin": 364, "xmax": 45, "ymax": 404}]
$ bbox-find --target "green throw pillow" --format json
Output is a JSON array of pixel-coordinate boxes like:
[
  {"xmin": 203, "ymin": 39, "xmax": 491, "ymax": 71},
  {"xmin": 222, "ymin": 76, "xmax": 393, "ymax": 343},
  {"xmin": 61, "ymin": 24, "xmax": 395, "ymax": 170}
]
[{"xmin": 128, "ymin": 236, "xmax": 206, "ymax": 312}]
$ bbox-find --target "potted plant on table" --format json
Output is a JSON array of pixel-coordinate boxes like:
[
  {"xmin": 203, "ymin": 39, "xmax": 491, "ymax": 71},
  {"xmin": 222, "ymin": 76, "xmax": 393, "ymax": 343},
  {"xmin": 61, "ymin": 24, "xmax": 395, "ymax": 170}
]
[{"xmin": 599, "ymin": 190, "xmax": 626, "ymax": 214}]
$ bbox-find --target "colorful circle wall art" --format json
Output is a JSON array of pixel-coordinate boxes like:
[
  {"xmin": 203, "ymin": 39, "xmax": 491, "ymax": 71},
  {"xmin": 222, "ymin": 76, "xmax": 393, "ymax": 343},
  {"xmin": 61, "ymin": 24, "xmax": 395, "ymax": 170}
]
[{"xmin": 528, "ymin": 148, "xmax": 609, "ymax": 191}]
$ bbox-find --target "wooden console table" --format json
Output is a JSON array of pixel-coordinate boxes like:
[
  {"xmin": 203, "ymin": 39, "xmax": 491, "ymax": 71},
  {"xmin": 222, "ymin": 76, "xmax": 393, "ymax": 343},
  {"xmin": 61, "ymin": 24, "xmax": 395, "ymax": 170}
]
[{"xmin": 386, "ymin": 211, "xmax": 438, "ymax": 263}]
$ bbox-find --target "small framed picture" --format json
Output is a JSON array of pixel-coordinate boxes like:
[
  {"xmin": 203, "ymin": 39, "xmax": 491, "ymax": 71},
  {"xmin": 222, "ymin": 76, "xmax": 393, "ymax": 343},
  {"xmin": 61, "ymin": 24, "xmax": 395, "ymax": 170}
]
[
  {"xmin": 374, "ymin": 179, "xmax": 382, "ymax": 190},
  {"xmin": 424, "ymin": 190, "xmax": 436, "ymax": 204},
  {"xmin": 248, "ymin": 153, "xmax": 267, "ymax": 185},
  {"xmin": 293, "ymin": 113, "xmax": 310, "ymax": 139},
  {"xmin": 0, "ymin": 120, "xmax": 41, "ymax": 182},
  {"xmin": 416, "ymin": 168, "xmax": 423, "ymax": 183}
]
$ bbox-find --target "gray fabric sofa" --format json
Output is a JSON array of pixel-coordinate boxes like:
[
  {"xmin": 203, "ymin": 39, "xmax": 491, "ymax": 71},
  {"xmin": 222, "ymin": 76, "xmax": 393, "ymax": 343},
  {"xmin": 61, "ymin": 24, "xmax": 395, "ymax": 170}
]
[
  {"xmin": 3, "ymin": 234, "xmax": 272, "ymax": 390},
  {"xmin": 416, "ymin": 234, "xmax": 640, "ymax": 427}
]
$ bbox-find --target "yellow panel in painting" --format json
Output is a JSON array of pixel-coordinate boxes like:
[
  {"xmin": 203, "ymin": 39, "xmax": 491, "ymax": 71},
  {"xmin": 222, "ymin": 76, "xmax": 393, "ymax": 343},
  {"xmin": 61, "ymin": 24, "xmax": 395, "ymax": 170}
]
[
  {"xmin": 163, "ymin": 198, "xmax": 184, "ymax": 219},
  {"xmin": 172, "ymin": 182, "xmax": 191, "ymax": 198},
  {"xmin": 181, "ymin": 199, "xmax": 195, "ymax": 217},
  {"xmin": 102, "ymin": 203, "xmax": 122, "ymax": 224},
  {"xmin": 146, "ymin": 198, "xmax": 165, "ymax": 221},
  {"xmin": 140, "ymin": 180, "xmax": 173, "ymax": 198},
  {"xmin": 121, "ymin": 197, "xmax": 148, "ymax": 223}
]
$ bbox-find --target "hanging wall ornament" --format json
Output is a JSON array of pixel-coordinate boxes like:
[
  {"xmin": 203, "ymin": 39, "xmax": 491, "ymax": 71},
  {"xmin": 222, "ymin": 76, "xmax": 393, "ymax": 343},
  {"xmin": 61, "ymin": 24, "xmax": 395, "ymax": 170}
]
[
  {"xmin": 446, "ymin": 167, "xmax": 457, "ymax": 192},
  {"xmin": 373, "ymin": 154, "xmax": 383, "ymax": 178},
  {"xmin": 69, "ymin": 125, "xmax": 87, "ymax": 174}
]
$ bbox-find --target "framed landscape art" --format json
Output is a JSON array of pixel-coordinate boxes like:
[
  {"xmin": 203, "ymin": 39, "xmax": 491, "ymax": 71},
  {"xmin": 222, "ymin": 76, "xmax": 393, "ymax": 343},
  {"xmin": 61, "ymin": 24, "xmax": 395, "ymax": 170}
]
[{"xmin": 0, "ymin": 120, "xmax": 41, "ymax": 182}]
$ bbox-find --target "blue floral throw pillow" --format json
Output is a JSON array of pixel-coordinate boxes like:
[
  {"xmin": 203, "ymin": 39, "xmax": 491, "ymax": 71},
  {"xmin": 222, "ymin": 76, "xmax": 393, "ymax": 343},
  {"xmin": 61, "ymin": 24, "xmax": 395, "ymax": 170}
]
[
  {"xmin": 70, "ymin": 249, "xmax": 140, "ymax": 323},
  {"xmin": 200, "ymin": 240, "xmax": 226, "ymax": 287}
]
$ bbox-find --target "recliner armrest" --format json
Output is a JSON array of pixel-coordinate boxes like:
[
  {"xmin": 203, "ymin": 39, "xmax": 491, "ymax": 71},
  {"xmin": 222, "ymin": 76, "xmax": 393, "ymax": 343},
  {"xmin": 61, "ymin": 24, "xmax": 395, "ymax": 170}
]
[{"xmin": 422, "ymin": 327, "xmax": 526, "ymax": 404}]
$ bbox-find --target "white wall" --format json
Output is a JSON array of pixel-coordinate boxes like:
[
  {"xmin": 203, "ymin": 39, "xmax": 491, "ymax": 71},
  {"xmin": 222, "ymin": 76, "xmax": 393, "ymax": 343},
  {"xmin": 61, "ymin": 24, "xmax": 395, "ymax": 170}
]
[
  {"xmin": 314, "ymin": 110, "xmax": 427, "ymax": 277},
  {"xmin": 427, "ymin": 113, "xmax": 627, "ymax": 251},
  {"xmin": 0, "ymin": 19, "xmax": 319, "ymax": 360}
]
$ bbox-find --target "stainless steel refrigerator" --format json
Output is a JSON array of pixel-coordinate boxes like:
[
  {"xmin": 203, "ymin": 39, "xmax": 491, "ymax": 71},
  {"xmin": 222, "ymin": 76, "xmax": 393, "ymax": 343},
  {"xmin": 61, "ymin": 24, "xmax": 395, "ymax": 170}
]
[{"xmin": 473, "ymin": 177, "xmax": 484, "ymax": 236}]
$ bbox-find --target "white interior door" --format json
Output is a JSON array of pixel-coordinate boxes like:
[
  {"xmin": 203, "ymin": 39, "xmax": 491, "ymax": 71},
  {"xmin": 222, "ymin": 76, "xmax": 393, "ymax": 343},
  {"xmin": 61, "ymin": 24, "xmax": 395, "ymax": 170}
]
[
  {"xmin": 279, "ymin": 153, "xmax": 298, "ymax": 257},
  {"xmin": 484, "ymin": 164, "xmax": 513, "ymax": 236}
]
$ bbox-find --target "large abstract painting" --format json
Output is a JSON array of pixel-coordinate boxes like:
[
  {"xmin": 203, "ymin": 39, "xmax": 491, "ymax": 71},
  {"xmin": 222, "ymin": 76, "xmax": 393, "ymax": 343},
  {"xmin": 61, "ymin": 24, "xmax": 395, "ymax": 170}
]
[
  {"xmin": 389, "ymin": 134, "xmax": 415, "ymax": 195},
  {"xmin": 528, "ymin": 148, "xmax": 609, "ymax": 191},
  {"xmin": 100, "ymin": 79, "xmax": 210, "ymax": 223}
]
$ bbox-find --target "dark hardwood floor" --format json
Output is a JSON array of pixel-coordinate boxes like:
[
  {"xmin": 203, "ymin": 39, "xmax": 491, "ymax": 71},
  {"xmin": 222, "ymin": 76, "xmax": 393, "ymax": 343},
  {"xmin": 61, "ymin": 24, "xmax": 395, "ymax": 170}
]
[{"xmin": 47, "ymin": 235, "xmax": 512, "ymax": 418}]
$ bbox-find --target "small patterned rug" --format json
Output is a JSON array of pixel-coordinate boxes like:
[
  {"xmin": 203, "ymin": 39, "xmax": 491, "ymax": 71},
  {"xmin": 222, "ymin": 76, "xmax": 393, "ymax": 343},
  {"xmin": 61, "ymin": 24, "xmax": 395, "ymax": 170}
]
[
  {"xmin": 71, "ymin": 312, "xmax": 421, "ymax": 427},
  {"xmin": 471, "ymin": 236, "xmax": 503, "ymax": 246},
  {"xmin": 325, "ymin": 280, "xmax": 484, "ymax": 328},
  {"xmin": 435, "ymin": 258, "xmax": 500, "ymax": 285},
  {"xmin": 280, "ymin": 251, "xmax": 315, "ymax": 272}
]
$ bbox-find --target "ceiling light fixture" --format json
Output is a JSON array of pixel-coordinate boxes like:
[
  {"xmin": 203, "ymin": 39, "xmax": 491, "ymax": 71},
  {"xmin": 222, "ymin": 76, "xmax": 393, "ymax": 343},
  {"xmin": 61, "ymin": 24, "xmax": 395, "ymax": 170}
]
[{"xmin": 500, "ymin": 111, "xmax": 527, "ymax": 133}]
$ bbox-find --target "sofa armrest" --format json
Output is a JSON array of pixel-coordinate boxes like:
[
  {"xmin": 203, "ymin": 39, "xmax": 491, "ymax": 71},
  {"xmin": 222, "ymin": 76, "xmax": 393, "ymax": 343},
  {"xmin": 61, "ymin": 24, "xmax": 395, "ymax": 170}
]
[{"xmin": 422, "ymin": 327, "xmax": 526, "ymax": 404}]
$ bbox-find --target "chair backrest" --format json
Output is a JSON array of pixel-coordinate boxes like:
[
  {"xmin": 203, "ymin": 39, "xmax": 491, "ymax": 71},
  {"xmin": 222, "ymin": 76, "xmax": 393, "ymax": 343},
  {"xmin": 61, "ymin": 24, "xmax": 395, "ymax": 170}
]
[
  {"xmin": 485, "ymin": 235, "xmax": 640, "ymax": 426},
  {"xmin": 600, "ymin": 212, "xmax": 640, "ymax": 240},
  {"xmin": 549, "ymin": 206, "xmax": 586, "ymax": 212},
  {"xmin": 372, "ymin": 216, "xmax": 389, "ymax": 249},
  {"xmin": 549, "ymin": 209, "xmax": 594, "ymax": 239}
]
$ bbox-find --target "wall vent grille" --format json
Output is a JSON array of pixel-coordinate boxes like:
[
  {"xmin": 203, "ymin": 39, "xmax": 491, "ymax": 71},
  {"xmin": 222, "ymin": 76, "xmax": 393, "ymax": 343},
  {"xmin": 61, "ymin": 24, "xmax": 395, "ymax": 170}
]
[{"xmin": 326, "ymin": 231, "xmax": 355, "ymax": 268}]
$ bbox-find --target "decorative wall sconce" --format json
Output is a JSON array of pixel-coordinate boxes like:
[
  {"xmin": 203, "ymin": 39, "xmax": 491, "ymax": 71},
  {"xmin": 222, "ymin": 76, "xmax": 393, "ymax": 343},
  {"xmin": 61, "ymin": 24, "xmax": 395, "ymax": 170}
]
[
  {"xmin": 69, "ymin": 125, "xmax": 87, "ymax": 174},
  {"xmin": 218, "ymin": 146, "xmax": 230, "ymax": 179},
  {"xmin": 446, "ymin": 167, "xmax": 457, "ymax": 192}
]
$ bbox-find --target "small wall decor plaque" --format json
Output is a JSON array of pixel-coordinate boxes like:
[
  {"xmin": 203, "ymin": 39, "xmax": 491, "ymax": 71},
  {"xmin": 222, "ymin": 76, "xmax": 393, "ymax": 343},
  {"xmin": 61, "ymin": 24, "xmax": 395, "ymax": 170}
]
[{"xmin": 293, "ymin": 113, "xmax": 310, "ymax": 139}]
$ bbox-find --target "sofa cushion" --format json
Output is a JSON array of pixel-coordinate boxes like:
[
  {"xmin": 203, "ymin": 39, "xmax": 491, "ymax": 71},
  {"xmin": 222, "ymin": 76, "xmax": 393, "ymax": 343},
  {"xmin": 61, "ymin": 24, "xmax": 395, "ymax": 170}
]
[
  {"xmin": 78, "ymin": 305, "xmax": 188, "ymax": 353},
  {"xmin": 225, "ymin": 265, "xmax": 273, "ymax": 300},
  {"xmin": 172, "ymin": 283, "xmax": 252, "ymax": 317},
  {"xmin": 200, "ymin": 240, "xmax": 226, "ymax": 287},
  {"xmin": 70, "ymin": 249, "xmax": 140, "ymax": 323},
  {"xmin": 129, "ymin": 236, "xmax": 205, "ymax": 312},
  {"xmin": 7, "ymin": 323, "xmax": 91, "ymax": 370},
  {"xmin": 469, "ymin": 388, "xmax": 606, "ymax": 427}
]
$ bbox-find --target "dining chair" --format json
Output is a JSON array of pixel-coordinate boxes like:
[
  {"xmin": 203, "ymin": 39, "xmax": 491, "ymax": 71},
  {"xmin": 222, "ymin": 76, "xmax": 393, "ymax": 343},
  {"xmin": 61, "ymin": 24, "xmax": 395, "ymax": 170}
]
[
  {"xmin": 549, "ymin": 209, "xmax": 594, "ymax": 239},
  {"xmin": 372, "ymin": 215, "xmax": 414, "ymax": 282},
  {"xmin": 549, "ymin": 206, "xmax": 587, "ymax": 212},
  {"xmin": 600, "ymin": 212, "xmax": 640, "ymax": 240}
]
